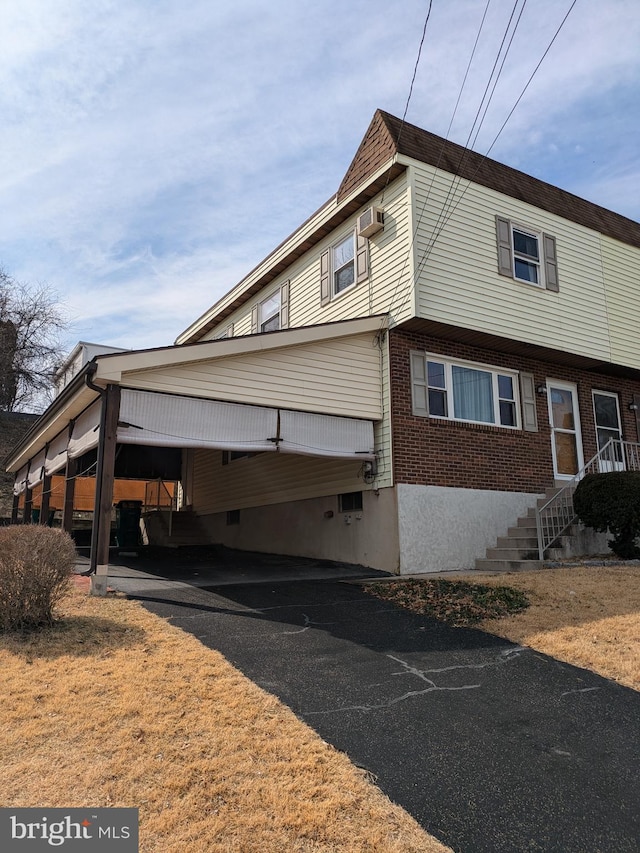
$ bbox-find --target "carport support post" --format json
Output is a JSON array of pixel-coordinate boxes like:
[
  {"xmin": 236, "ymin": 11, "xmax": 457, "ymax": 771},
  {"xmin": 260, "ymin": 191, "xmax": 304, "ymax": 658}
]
[
  {"xmin": 11, "ymin": 492, "xmax": 19, "ymax": 524},
  {"xmin": 23, "ymin": 488, "xmax": 33, "ymax": 524},
  {"xmin": 40, "ymin": 474, "xmax": 52, "ymax": 525},
  {"xmin": 62, "ymin": 457, "xmax": 78, "ymax": 533},
  {"xmin": 90, "ymin": 384, "xmax": 121, "ymax": 596}
]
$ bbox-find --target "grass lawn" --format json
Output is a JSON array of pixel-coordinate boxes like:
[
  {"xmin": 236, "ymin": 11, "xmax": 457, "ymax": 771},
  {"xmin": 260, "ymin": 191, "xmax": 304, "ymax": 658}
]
[
  {"xmin": 0, "ymin": 582, "xmax": 450, "ymax": 853},
  {"xmin": 1, "ymin": 564, "xmax": 637, "ymax": 851}
]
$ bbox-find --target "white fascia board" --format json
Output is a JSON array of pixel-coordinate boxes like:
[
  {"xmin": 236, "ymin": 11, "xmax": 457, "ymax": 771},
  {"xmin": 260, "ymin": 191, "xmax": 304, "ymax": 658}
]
[
  {"xmin": 175, "ymin": 157, "xmax": 399, "ymax": 345},
  {"xmin": 95, "ymin": 316, "xmax": 389, "ymax": 383}
]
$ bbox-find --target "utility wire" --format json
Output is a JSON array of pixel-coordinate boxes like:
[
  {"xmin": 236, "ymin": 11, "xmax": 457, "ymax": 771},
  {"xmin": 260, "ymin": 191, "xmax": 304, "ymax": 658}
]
[
  {"xmin": 406, "ymin": 0, "xmax": 527, "ymax": 302},
  {"xmin": 386, "ymin": 0, "xmax": 493, "ymax": 317},
  {"xmin": 394, "ymin": 0, "xmax": 579, "ymax": 318},
  {"xmin": 380, "ymin": 0, "xmax": 434, "ymax": 204}
]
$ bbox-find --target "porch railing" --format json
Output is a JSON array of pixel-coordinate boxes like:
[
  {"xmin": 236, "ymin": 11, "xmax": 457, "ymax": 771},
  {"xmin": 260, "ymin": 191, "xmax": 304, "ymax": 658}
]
[
  {"xmin": 144, "ymin": 478, "xmax": 176, "ymax": 538},
  {"xmin": 536, "ymin": 439, "xmax": 640, "ymax": 560}
]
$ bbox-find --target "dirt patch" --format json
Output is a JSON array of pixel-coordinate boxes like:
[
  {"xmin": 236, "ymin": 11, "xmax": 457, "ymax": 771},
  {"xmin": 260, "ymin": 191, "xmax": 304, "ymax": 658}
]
[{"xmin": 366, "ymin": 566, "xmax": 639, "ymax": 691}]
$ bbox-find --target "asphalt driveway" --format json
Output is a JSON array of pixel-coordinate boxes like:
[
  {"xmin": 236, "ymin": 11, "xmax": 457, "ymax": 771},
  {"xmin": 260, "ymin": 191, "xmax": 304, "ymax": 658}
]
[{"xmin": 110, "ymin": 566, "xmax": 640, "ymax": 853}]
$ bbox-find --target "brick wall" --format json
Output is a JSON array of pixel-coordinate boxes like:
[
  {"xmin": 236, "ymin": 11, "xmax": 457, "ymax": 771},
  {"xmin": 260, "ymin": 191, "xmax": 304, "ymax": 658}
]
[{"xmin": 390, "ymin": 328, "xmax": 640, "ymax": 493}]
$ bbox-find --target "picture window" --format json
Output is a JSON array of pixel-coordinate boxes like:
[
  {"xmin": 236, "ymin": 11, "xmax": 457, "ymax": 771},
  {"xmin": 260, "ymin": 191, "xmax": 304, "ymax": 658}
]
[{"xmin": 412, "ymin": 352, "xmax": 520, "ymax": 429}]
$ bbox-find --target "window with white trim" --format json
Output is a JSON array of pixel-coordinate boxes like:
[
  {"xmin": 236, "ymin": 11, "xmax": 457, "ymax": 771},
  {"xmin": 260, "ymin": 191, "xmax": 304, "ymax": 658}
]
[
  {"xmin": 250, "ymin": 280, "xmax": 290, "ymax": 333},
  {"xmin": 411, "ymin": 352, "xmax": 520, "ymax": 428},
  {"xmin": 320, "ymin": 230, "xmax": 369, "ymax": 305},
  {"xmin": 496, "ymin": 216, "xmax": 559, "ymax": 292},
  {"xmin": 259, "ymin": 291, "xmax": 281, "ymax": 332}
]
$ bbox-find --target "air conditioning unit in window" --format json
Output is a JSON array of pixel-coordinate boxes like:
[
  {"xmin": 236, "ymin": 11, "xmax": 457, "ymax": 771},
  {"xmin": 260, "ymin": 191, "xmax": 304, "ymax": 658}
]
[{"xmin": 357, "ymin": 206, "xmax": 384, "ymax": 238}]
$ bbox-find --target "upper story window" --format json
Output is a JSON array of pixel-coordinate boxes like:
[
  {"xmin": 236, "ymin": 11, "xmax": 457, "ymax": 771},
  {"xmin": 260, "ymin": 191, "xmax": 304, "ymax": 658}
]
[
  {"xmin": 259, "ymin": 291, "xmax": 281, "ymax": 332},
  {"xmin": 496, "ymin": 216, "xmax": 559, "ymax": 292},
  {"xmin": 320, "ymin": 230, "xmax": 369, "ymax": 306},
  {"xmin": 411, "ymin": 352, "xmax": 520, "ymax": 429},
  {"xmin": 512, "ymin": 227, "xmax": 540, "ymax": 284},
  {"xmin": 250, "ymin": 281, "xmax": 290, "ymax": 334},
  {"xmin": 333, "ymin": 234, "xmax": 355, "ymax": 294}
]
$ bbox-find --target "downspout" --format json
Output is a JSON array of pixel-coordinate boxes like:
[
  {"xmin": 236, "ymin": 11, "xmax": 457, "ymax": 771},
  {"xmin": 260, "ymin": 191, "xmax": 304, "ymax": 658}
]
[{"xmin": 85, "ymin": 362, "xmax": 106, "ymax": 575}]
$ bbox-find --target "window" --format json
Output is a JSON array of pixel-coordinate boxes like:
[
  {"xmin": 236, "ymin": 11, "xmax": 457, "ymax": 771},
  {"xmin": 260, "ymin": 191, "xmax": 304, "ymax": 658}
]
[
  {"xmin": 226, "ymin": 509, "xmax": 240, "ymax": 525},
  {"xmin": 259, "ymin": 291, "xmax": 280, "ymax": 332},
  {"xmin": 251, "ymin": 281, "xmax": 290, "ymax": 333},
  {"xmin": 320, "ymin": 230, "xmax": 369, "ymax": 305},
  {"xmin": 339, "ymin": 491, "xmax": 363, "ymax": 512},
  {"xmin": 512, "ymin": 227, "xmax": 540, "ymax": 284},
  {"xmin": 333, "ymin": 234, "xmax": 355, "ymax": 294},
  {"xmin": 496, "ymin": 216, "xmax": 559, "ymax": 292},
  {"xmin": 411, "ymin": 352, "xmax": 520, "ymax": 428}
]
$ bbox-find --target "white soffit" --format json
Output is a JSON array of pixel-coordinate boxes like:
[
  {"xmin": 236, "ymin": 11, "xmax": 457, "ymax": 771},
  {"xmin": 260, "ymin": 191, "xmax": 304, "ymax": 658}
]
[
  {"xmin": 279, "ymin": 410, "xmax": 375, "ymax": 459},
  {"xmin": 68, "ymin": 401, "xmax": 101, "ymax": 459},
  {"xmin": 118, "ymin": 389, "xmax": 279, "ymax": 452}
]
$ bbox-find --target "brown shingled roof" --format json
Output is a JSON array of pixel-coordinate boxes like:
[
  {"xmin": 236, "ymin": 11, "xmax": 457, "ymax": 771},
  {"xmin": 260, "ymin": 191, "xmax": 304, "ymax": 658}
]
[{"xmin": 338, "ymin": 109, "xmax": 640, "ymax": 250}]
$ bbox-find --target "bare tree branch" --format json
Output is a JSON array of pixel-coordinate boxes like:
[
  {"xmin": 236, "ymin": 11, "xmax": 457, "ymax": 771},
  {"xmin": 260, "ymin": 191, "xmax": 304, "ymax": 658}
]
[{"xmin": 0, "ymin": 269, "xmax": 68, "ymax": 412}]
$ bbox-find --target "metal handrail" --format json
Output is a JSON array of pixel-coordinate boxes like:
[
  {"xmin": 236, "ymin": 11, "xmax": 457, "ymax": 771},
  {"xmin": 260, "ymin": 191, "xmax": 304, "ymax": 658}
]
[
  {"xmin": 536, "ymin": 439, "xmax": 640, "ymax": 560},
  {"xmin": 144, "ymin": 478, "xmax": 176, "ymax": 538}
]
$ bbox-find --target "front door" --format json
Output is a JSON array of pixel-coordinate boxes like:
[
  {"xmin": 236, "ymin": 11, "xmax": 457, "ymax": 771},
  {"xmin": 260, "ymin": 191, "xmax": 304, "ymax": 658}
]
[
  {"xmin": 593, "ymin": 390, "xmax": 624, "ymax": 472},
  {"xmin": 547, "ymin": 380, "xmax": 584, "ymax": 480}
]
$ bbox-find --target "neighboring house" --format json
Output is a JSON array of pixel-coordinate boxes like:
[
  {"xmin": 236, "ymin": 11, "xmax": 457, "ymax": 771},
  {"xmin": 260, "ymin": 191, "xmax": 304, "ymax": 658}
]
[
  {"xmin": 53, "ymin": 342, "xmax": 127, "ymax": 395},
  {"xmin": 6, "ymin": 109, "xmax": 640, "ymax": 584}
]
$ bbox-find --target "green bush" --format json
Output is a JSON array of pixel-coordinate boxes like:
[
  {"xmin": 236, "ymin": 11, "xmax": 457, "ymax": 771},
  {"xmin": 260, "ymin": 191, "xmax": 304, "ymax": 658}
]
[
  {"xmin": 573, "ymin": 471, "xmax": 640, "ymax": 559},
  {"xmin": 0, "ymin": 526, "xmax": 76, "ymax": 631}
]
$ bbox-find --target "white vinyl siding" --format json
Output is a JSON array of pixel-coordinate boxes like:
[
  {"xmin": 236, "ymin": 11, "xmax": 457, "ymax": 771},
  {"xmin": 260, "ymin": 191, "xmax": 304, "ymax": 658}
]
[
  {"xmin": 120, "ymin": 334, "xmax": 382, "ymax": 420},
  {"xmin": 601, "ymin": 236, "xmax": 640, "ymax": 371},
  {"xmin": 192, "ymin": 448, "xmax": 369, "ymax": 514},
  {"xmin": 412, "ymin": 161, "xmax": 611, "ymax": 363},
  {"xmin": 202, "ymin": 172, "xmax": 412, "ymax": 340}
]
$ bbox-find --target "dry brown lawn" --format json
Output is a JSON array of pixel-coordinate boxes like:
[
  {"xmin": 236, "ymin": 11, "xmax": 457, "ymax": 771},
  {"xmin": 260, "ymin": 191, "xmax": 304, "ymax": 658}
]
[
  {"xmin": 471, "ymin": 565, "xmax": 640, "ymax": 690},
  {"xmin": 0, "ymin": 583, "xmax": 450, "ymax": 853}
]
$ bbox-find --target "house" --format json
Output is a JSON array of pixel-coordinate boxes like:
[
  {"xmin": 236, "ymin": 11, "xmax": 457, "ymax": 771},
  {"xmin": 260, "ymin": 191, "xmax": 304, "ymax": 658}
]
[{"xmin": 6, "ymin": 109, "xmax": 640, "ymax": 592}]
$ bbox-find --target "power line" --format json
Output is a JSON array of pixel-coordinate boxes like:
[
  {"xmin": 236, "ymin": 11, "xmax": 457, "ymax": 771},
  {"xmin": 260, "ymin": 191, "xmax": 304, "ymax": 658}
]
[{"xmin": 394, "ymin": 0, "xmax": 579, "ymax": 318}]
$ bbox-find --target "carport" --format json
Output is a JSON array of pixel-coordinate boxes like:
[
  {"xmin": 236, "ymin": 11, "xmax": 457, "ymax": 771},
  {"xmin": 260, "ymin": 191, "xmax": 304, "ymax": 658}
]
[{"xmin": 6, "ymin": 316, "xmax": 385, "ymax": 594}]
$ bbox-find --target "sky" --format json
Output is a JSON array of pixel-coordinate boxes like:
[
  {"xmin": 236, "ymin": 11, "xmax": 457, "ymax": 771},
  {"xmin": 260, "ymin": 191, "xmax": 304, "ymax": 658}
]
[{"xmin": 1, "ymin": 0, "xmax": 639, "ymax": 356}]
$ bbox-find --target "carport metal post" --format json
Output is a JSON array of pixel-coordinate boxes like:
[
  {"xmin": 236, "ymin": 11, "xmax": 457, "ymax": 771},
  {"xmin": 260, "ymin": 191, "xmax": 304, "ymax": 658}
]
[
  {"xmin": 39, "ymin": 473, "xmax": 52, "ymax": 524},
  {"xmin": 11, "ymin": 491, "xmax": 19, "ymax": 524},
  {"xmin": 62, "ymin": 456, "xmax": 78, "ymax": 533},
  {"xmin": 89, "ymin": 384, "xmax": 121, "ymax": 596}
]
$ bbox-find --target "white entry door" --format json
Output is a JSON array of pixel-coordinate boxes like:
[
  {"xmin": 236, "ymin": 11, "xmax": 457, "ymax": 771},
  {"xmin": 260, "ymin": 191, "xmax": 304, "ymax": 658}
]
[
  {"xmin": 547, "ymin": 380, "xmax": 584, "ymax": 479},
  {"xmin": 593, "ymin": 390, "xmax": 624, "ymax": 472}
]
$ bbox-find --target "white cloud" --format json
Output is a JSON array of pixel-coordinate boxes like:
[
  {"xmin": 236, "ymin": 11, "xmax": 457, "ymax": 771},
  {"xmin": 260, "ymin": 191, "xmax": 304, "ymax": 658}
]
[{"xmin": 0, "ymin": 0, "xmax": 638, "ymax": 358}]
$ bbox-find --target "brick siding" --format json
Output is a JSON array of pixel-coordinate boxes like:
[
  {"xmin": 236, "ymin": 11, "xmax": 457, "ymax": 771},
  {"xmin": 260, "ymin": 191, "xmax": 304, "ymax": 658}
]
[{"xmin": 390, "ymin": 328, "xmax": 640, "ymax": 493}]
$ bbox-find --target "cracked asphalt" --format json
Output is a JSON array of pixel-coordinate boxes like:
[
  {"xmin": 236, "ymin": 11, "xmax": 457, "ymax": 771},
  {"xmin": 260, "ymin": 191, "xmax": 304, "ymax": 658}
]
[{"xmin": 118, "ymin": 573, "xmax": 640, "ymax": 853}]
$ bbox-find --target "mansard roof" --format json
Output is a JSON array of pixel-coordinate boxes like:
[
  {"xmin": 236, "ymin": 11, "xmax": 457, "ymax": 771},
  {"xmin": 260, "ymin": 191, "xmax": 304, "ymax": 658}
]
[{"xmin": 339, "ymin": 109, "xmax": 640, "ymax": 249}]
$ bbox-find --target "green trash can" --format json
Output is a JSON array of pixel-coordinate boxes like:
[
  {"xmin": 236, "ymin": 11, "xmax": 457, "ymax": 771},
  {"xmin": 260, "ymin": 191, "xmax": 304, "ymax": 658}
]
[{"xmin": 116, "ymin": 500, "xmax": 142, "ymax": 547}]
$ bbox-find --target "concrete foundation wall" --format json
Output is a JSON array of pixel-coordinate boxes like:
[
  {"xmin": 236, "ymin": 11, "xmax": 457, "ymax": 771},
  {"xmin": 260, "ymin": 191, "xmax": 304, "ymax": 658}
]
[
  {"xmin": 397, "ymin": 484, "xmax": 541, "ymax": 573},
  {"xmin": 198, "ymin": 487, "xmax": 400, "ymax": 573}
]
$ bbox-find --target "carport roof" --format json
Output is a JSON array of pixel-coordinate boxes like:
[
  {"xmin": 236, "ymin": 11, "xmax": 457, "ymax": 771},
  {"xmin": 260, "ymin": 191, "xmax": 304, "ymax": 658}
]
[{"xmin": 6, "ymin": 315, "xmax": 387, "ymax": 474}]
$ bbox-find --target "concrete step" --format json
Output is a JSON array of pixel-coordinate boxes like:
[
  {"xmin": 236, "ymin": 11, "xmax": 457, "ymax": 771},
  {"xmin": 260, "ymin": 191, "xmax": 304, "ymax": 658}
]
[
  {"xmin": 496, "ymin": 536, "xmax": 538, "ymax": 551},
  {"xmin": 516, "ymin": 515, "xmax": 538, "ymax": 529},
  {"xmin": 503, "ymin": 527, "xmax": 538, "ymax": 542},
  {"xmin": 474, "ymin": 558, "xmax": 544, "ymax": 572},
  {"xmin": 485, "ymin": 547, "xmax": 540, "ymax": 561}
]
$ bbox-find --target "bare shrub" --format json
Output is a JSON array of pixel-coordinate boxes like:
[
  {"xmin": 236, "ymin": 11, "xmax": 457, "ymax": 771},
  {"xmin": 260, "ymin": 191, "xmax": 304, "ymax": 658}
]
[{"xmin": 0, "ymin": 526, "xmax": 76, "ymax": 631}]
